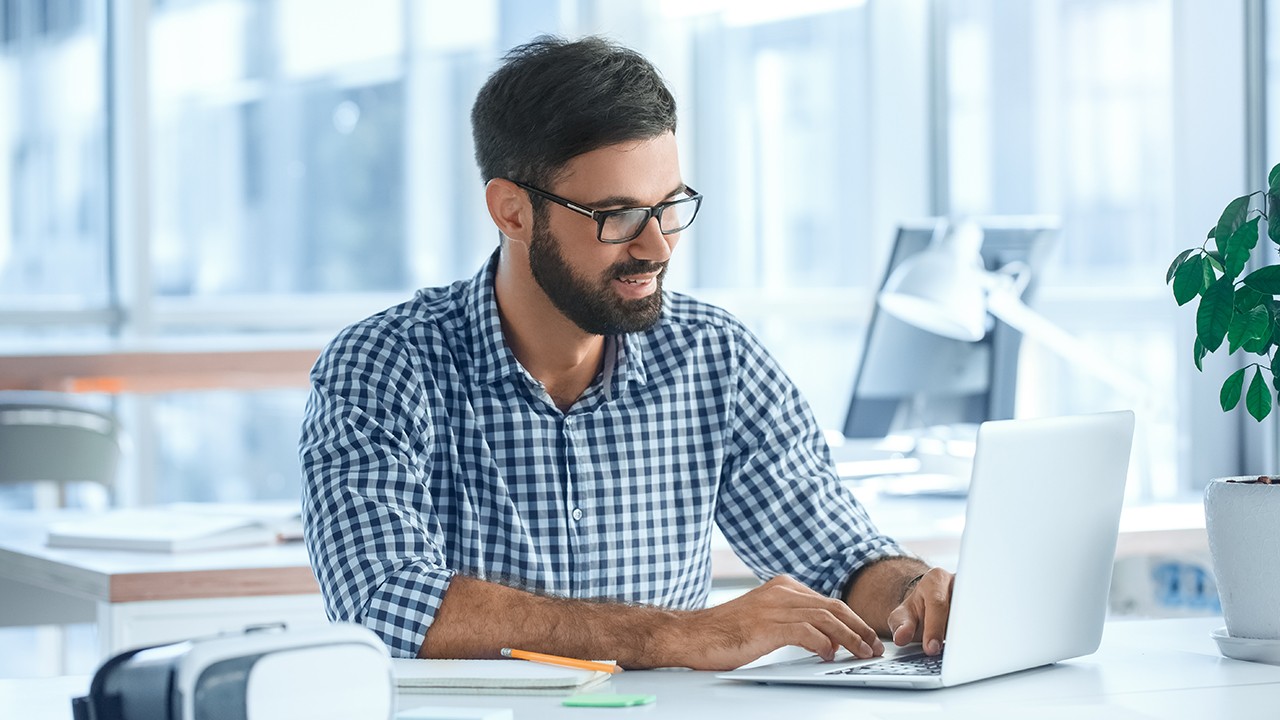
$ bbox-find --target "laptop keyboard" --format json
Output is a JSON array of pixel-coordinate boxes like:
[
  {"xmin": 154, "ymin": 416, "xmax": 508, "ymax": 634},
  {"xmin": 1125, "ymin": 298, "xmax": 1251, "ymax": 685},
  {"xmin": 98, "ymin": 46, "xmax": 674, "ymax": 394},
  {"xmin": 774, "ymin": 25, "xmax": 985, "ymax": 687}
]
[{"xmin": 822, "ymin": 651, "xmax": 943, "ymax": 677}]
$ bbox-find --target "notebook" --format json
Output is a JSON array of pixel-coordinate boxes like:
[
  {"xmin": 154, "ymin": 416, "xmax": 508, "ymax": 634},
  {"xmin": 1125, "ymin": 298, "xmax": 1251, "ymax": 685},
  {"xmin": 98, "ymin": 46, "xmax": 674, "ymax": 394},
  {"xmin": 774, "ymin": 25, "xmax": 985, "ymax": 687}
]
[
  {"xmin": 719, "ymin": 410, "xmax": 1135, "ymax": 690},
  {"xmin": 392, "ymin": 659, "xmax": 614, "ymax": 696},
  {"xmin": 45, "ymin": 503, "xmax": 300, "ymax": 552}
]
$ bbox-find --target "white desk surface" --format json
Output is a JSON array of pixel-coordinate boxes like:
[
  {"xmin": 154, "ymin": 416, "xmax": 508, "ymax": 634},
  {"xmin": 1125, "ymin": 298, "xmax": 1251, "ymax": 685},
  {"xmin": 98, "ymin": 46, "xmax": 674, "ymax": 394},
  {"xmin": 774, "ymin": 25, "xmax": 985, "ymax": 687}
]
[{"xmin": 4, "ymin": 617, "xmax": 1278, "ymax": 720}]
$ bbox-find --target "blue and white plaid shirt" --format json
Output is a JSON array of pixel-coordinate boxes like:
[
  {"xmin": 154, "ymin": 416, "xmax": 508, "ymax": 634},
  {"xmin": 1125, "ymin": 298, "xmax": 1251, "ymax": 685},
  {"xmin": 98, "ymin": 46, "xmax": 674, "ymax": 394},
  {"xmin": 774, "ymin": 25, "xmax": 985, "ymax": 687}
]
[{"xmin": 300, "ymin": 252, "xmax": 909, "ymax": 658}]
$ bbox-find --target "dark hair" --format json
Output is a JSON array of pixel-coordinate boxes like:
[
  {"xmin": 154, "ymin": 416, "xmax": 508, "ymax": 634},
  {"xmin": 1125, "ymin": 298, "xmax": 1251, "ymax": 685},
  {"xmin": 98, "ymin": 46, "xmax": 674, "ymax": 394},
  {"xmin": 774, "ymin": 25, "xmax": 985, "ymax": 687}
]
[{"xmin": 471, "ymin": 35, "xmax": 678, "ymax": 190}]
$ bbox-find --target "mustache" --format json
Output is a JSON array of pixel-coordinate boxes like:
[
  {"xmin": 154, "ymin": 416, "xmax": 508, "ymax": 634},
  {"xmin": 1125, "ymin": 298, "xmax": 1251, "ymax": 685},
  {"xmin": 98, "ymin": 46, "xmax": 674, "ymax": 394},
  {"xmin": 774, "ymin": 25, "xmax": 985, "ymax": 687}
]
[{"xmin": 608, "ymin": 260, "xmax": 667, "ymax": 277}]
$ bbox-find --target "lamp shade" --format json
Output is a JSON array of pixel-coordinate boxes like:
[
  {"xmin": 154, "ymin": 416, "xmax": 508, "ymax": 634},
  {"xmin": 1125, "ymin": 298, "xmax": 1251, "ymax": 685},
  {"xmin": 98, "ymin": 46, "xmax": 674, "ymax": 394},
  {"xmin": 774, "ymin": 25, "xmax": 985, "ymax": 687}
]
[{"xmin": 878, "ymin": 221, "xmax": 990, "ymax": 342}]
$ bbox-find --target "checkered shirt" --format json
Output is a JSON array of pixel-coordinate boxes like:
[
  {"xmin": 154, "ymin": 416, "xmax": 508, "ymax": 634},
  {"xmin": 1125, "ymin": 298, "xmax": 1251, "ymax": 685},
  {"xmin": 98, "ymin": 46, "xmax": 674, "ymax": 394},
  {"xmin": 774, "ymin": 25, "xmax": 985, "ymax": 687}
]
[{"xmin": 300, "ymin": 252, "xmax": 910, "ymax": 658}]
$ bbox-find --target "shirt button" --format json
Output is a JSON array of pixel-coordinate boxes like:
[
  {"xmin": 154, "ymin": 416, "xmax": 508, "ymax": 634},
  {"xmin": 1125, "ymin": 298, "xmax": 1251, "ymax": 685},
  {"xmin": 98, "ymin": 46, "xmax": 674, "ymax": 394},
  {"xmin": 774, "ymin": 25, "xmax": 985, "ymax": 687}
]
[{"xmin": 571, "ymin": 507, "xmax": 584, "ymax": 521}]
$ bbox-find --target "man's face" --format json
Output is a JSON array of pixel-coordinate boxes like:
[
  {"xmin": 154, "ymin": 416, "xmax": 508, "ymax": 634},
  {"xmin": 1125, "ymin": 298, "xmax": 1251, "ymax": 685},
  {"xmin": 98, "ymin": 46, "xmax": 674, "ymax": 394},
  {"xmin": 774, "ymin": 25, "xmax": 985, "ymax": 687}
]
[
  {"xmin": 525, "ymin": 132, "xmax": 685, "ymax": 336},
  {"xmin": 528, "ymin": 209, "xmax": 668, "ymax": 335}
]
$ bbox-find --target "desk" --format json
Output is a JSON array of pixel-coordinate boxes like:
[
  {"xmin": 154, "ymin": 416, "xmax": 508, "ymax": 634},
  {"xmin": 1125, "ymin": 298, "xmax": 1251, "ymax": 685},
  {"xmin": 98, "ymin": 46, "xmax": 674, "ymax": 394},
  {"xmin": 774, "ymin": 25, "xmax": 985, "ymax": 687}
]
[
  {"xmin": 0, "ymin": 512, "xmax": 325, "ymax": 657},
  {"xmin": 2, "ymin": 497, "xmax": 1208, "ymax": 661},
  {"xmin": 3, "ymin": 618, "xmax": 1279, "ymax": 719}
]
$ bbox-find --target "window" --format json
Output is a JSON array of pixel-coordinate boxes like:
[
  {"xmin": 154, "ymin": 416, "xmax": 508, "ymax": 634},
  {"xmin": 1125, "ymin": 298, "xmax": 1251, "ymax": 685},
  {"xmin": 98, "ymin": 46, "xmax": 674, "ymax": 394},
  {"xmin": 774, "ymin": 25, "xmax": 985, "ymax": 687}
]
[
  {"xmin": 0, "ymin": 0, "xmax": 109, "ymax": 312},
  {"xmin": 2, "ymin": 0, "xmax": 1271, "ymax": 505},
  {"xmin": 1269, "ymin": 1, "xmax": 1279, "ymax": 167},
  {"xmin": 150, "ymin": 0, "xmax": 412, "ymax": 297},
  {"xmin": 942, "ymin": 0, "xmax": 1178, "ymax": 498}
]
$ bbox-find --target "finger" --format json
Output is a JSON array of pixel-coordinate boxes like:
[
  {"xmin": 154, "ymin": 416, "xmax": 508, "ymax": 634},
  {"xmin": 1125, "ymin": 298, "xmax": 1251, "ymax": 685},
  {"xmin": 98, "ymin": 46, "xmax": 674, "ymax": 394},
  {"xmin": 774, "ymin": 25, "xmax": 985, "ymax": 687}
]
[
  {"xmin": 757, "ymin": 576, "xmax": 880, "ymax": 650},
  {"xmin": 792, "ymin": 609, "xmax": 876, "ymax": 659},
  {"xmin": 888, "ymin": 605, "xmax": 917, "ymax": 647},
  {"xmin": 919, "ymin": 577, "xmax": 951, "ymax": 656},
  {"xmin": 787, "ymin": 623, "xmax": 838, "ymax": 662},
  {"xmin": 818, "ymin": 596, "xmax": 881, "ymax": 650}
]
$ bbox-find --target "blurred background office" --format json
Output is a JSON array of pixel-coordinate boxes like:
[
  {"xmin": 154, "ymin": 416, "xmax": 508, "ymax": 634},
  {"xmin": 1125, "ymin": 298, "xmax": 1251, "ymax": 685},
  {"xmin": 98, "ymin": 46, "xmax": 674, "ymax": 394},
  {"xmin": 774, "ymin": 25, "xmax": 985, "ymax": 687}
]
[{"xmin": 1, "ymin": 0, "xmax": 1278, "ymax": 508}]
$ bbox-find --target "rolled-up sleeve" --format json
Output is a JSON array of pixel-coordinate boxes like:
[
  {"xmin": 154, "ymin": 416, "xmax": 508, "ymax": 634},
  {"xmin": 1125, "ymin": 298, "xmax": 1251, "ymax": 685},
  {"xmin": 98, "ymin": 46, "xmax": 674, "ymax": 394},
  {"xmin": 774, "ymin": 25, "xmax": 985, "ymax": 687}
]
[
  {"xmin": 299, "ymin": 321, "xmax": 454, "ymax": 658},
  {"xmin": 715, "ymin": 328, "xmax": 914, "ymax": 598}
]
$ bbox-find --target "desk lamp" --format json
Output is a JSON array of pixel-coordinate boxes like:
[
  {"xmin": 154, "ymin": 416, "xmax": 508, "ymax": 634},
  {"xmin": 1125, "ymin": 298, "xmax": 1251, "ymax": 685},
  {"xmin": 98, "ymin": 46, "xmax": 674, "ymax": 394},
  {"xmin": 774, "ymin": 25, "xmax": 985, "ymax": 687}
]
[{"xmin": 877, "ymin": 219, "xmax": 1142, "ymax": 394}]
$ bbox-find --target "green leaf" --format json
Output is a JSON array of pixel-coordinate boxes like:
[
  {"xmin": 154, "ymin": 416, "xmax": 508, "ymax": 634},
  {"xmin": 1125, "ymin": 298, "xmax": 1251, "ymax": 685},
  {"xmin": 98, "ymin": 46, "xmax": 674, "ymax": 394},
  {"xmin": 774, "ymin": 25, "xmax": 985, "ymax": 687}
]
[
  {"xmin": 1229, "ymin": 305, "xmax": 1270, "ymax": 353},
  {"xmin": 1194, "ymin": 337, "xmax": 1207, "ymax": 371},
  {"xmin": 1172, "ymin": 256, "xmax": 1205, "ymax": 305},
  {"xmin": 1270, "ymin": 194, "xmax": 1279, "ymax": 244},
  {"xmin": 1244, "ymin": 337, "xmax": 1274, "ymax": 357},
  {"xmin": 1227, "ymin": 305, "xmax": 1267, "ymax": 354},
  {"xmin": 1243, "ymin": 309, "xmax": 1276, "ymax": 354},
  {"xmin": 1208, "ymin": 226, "xmax": 1217, "ymax": 240},
  {"xmin": 1197, "ymin": 277, "xmax": 1235, "ymax": 352},
  {"xmin": 1271, "ymin": 353, "xmax": 1280, "ymax": 392},
  {"xmin": 1204, "ymin": 254, "xmax": 1219, "ymax": 288},
  {"xmin": 1206, "ymin": 253, "xmax": 1225, "ymax": 272},
  {"xmin": 1216, "ymin": 195, "xmax": 1252, "ymax": 253},
  {"xmin": 1243, "ymin": 264, "xmax": 1280, "ymax": 293},
  {"xmin": 1269, "ymin": 162, "xmax": 1280, "ymax": 194},
  {"xmin": 1167, "ymin": 248, "xmax": 1196, "ymax": 284},
  {"xmin": 1246, "ymin": 367, "xmax": 1273, "ymax": 421},
  {"xmin": 1221, "ymin": 367, "xmax": 1246, "ymax": 410},
  {"xmin": 1221, "ymin": 217, "xmax": 1261, "ymax": 280},
  {"xmin": 1234, "ymin": 285, "xmax": 1265, "ymax": 310}
]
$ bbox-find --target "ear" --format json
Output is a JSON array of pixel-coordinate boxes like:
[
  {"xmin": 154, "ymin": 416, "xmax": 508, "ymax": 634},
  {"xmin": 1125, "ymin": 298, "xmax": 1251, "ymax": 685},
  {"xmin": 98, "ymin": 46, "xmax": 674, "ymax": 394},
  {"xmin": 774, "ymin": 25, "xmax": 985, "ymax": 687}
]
[{"xmin": 485, "ymin": 179, "xmax": 533, "ymax": 243}]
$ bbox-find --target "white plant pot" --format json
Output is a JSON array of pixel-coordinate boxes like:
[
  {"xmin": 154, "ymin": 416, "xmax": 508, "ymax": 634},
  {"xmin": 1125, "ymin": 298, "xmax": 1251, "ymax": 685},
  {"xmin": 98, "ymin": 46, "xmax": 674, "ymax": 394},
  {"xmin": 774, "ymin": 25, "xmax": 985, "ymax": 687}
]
[{"xmin": 1204, "ymin": 476, "xmax": 1280, "ymax": 640}]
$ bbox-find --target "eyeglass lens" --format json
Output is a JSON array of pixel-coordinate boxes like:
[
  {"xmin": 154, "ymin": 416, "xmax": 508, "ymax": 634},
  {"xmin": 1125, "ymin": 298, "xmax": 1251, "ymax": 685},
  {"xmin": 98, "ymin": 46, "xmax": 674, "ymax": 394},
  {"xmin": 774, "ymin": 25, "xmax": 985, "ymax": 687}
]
[{"xmin": 599, "ymin": 197, "xmax": 700, "ymax": 242}]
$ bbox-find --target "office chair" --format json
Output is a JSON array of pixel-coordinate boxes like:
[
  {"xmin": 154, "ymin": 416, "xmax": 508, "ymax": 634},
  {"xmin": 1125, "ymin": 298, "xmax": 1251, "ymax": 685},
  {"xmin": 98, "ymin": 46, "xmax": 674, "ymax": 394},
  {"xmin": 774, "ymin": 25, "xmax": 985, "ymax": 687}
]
[
  {"xmin": 0, "ymin": 391, "xmax": 122, "ymax": 674},
  {"xmin": 0, "ymin": 391, "xmax": 121, "ymax": 507}
]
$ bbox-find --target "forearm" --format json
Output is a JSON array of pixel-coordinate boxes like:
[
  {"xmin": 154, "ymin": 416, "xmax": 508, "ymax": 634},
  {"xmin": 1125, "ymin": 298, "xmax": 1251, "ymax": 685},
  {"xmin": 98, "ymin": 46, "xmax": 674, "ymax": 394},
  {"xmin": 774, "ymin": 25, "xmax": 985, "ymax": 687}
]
[
  {"xmin": 844, "ymin": 557, "xmax": 930, "ymax": 636},
  {"xmin": 418, "ymin": 575, "xmax": 684, "ymax": 668}
]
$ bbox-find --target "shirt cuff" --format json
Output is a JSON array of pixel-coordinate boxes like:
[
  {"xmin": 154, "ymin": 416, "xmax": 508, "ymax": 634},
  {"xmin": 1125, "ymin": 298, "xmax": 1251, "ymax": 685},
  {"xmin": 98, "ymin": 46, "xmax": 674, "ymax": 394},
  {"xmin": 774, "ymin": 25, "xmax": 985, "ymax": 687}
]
[
  {"xmin": 830, "ymin": 538, "xmax": 921, "ymax": 600},
  {"xmin": 360, "ymin": 563, "xmax": 457, "ymax": 658}
]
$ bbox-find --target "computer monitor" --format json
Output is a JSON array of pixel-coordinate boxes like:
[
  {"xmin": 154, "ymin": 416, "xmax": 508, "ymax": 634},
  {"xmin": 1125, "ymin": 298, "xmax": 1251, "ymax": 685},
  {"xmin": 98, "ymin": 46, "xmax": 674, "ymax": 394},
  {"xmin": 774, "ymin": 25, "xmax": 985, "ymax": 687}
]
[{"xmin": 841, "ymin": 217, "xmax": 1059, "ymax": 439}]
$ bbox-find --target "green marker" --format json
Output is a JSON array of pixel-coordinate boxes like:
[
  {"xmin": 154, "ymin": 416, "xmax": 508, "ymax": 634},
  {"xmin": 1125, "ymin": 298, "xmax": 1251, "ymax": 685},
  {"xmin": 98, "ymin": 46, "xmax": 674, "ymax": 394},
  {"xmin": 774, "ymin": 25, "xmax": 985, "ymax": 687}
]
[{"xmin": 562, "ymin": 693, "xmax": 657, "ymax": 708}]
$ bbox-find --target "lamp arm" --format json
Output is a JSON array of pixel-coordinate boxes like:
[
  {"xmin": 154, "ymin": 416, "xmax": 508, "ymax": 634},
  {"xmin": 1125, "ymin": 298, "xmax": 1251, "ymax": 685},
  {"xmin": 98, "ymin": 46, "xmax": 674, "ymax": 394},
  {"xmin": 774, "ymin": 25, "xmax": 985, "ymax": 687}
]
[{"xmin": 985, "ymin": 290, "xmax": 1147, "ymax": 394}]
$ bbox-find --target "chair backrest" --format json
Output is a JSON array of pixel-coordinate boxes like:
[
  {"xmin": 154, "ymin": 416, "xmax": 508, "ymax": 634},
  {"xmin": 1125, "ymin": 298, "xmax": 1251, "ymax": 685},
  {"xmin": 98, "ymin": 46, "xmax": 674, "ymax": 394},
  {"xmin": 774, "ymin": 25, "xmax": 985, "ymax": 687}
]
[{"xmin": 0, "ymin": 391, "xmax": 121, "ymax": 491}]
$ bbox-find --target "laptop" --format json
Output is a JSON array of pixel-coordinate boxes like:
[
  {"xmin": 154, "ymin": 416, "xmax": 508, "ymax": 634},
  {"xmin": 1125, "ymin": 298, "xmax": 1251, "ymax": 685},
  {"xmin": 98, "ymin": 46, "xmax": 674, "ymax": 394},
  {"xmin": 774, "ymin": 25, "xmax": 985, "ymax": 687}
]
[{"xmin": 719, "ymin": 410, "xmax": 1135, "ymax": 690}]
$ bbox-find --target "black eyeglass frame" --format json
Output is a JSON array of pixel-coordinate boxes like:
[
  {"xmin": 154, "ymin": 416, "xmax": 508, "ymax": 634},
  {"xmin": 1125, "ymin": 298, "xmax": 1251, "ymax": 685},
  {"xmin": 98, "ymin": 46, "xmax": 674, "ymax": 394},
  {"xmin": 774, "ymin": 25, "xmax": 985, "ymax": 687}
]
[{"xmin": 511, "ymin": 180, "xmax": 702, "ymax": 244}]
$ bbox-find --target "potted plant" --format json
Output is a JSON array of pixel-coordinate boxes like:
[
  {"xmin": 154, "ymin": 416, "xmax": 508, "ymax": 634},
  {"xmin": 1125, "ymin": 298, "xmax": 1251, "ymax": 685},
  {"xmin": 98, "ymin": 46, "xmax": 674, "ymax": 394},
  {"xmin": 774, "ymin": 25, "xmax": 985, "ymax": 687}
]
[{"xmin": 1167, "ymin": 161, "xmax": 1280, "ymax": 652}]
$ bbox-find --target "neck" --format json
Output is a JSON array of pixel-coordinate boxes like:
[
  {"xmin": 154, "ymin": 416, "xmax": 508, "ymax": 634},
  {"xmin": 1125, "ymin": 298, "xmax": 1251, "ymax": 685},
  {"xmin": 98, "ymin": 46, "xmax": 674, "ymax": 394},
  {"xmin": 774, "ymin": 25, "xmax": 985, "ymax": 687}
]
[{"xmin": 494, "ymin": 250, "xmax": 604, "ymax": 412}]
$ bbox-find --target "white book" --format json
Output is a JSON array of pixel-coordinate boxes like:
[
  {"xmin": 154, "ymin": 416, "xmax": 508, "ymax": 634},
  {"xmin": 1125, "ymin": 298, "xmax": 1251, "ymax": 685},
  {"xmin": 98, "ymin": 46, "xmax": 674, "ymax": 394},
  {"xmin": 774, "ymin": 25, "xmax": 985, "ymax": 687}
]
[
  {"xmin": 392, "ymin": 659, "xmax": 613, "ymax": 696},
  {"xmin": 167, "ymin": 501, "xmax": 304, "ymax": 541},
  {"xmin": 46, "ymin": 507, "xmax": 284, "ymax": 553}
]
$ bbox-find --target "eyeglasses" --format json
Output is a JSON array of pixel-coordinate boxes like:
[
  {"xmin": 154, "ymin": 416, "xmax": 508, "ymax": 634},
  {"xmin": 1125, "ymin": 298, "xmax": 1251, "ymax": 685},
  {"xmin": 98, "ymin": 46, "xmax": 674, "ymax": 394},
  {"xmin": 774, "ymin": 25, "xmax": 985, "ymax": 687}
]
[{"xmin": 512, "ymin": 180, "xmax": 703, "ymax": 244}]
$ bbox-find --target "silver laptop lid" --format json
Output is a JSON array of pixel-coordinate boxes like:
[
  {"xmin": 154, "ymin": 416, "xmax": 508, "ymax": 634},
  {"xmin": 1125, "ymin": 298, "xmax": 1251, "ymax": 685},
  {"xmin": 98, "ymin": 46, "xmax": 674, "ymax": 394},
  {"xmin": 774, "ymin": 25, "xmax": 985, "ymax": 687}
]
[{"xmin": 940, "ymin": 410, "xmax": 1134, "ymax": 686}]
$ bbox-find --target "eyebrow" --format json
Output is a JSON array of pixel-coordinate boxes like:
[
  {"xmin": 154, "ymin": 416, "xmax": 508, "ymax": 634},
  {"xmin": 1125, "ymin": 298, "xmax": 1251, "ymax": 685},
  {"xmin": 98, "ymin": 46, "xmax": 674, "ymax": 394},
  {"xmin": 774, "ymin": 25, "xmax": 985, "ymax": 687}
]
[{"xmin": 584, "ymin": 184, "xmax": 688, "ymax": 209}]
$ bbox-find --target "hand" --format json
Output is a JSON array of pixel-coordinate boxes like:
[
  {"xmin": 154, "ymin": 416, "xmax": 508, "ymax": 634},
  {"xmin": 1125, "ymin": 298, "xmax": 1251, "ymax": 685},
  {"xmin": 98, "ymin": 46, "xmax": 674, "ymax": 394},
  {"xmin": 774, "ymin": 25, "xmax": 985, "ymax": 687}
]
[
  {"xmin": 668, "ymin": 575, "xmax": 884, "ymax": 671},
  {"xmin": 886, "ymin": 567, "xmax": 954, "ymax": 656}
]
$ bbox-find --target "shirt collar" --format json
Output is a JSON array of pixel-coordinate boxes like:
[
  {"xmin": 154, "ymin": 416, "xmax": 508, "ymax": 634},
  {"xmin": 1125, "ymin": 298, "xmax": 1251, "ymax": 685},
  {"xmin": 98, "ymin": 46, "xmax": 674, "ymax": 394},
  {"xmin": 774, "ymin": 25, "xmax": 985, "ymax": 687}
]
[
  {"xmin": 465, "ymin": 251, "xmax": 526, "ymax": 386},
  {"xmin": 612, "ymin": 332, "xmax": 649, "ymax": 387},
  {"xmin": 464, "ymin": 249, "xmax": 654, "ymax": 389}
]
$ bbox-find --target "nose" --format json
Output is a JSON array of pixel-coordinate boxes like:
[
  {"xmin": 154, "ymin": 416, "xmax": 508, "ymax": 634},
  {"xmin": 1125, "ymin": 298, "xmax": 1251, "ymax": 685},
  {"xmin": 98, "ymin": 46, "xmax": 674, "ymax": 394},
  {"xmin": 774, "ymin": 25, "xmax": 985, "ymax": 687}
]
[{"xmin": 628, "ymin": 215, "xmax": 675, "ymax": 263}]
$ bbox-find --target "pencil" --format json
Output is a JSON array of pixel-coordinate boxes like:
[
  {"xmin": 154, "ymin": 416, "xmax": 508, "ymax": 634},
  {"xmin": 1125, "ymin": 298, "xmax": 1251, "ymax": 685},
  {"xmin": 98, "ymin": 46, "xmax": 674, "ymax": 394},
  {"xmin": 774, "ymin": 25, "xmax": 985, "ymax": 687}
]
[{"xmin": 500, "ymin": 647, "xmax": 623, "ymax": 674}]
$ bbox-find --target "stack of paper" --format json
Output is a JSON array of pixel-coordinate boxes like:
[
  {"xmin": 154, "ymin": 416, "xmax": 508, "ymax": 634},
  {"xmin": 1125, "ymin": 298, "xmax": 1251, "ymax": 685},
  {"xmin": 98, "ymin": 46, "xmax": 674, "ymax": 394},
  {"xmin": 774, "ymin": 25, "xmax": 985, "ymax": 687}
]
[{"xmin": 392, "ymin": 659, "xmax": 614, "ymax": 696}]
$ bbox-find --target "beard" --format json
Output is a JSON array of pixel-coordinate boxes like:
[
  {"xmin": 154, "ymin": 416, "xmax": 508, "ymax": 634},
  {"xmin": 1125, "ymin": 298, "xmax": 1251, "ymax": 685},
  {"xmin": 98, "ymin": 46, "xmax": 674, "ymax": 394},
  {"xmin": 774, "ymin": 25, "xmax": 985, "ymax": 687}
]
[{"xmin": 527, "ymin": 215, "xmax": 667, "ymax": 336}]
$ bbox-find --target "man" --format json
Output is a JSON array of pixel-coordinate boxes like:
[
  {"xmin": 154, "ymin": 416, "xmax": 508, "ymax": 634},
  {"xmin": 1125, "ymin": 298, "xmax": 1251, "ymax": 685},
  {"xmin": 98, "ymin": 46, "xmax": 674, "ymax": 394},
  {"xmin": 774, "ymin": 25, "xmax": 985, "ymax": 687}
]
[{"xmin": 301, "ymin": 36, "xmax": 953, "ymax": 671}]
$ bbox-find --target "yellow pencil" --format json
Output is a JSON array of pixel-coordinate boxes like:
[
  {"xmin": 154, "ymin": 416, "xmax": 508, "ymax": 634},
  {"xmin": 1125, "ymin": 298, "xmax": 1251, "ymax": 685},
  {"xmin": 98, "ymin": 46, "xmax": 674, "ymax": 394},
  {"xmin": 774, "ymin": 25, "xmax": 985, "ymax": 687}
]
[{"xmin": 500, "ymin": 647, "xmax": 623, "ymax": 674}]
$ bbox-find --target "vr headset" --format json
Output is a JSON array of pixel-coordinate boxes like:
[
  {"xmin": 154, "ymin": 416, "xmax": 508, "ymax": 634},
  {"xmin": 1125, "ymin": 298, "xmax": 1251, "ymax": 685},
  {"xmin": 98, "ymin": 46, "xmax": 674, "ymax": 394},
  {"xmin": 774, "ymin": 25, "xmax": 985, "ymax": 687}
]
[{"xmin": 72, "ymin": 623, "xmax": 395, "ymax": 720}]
